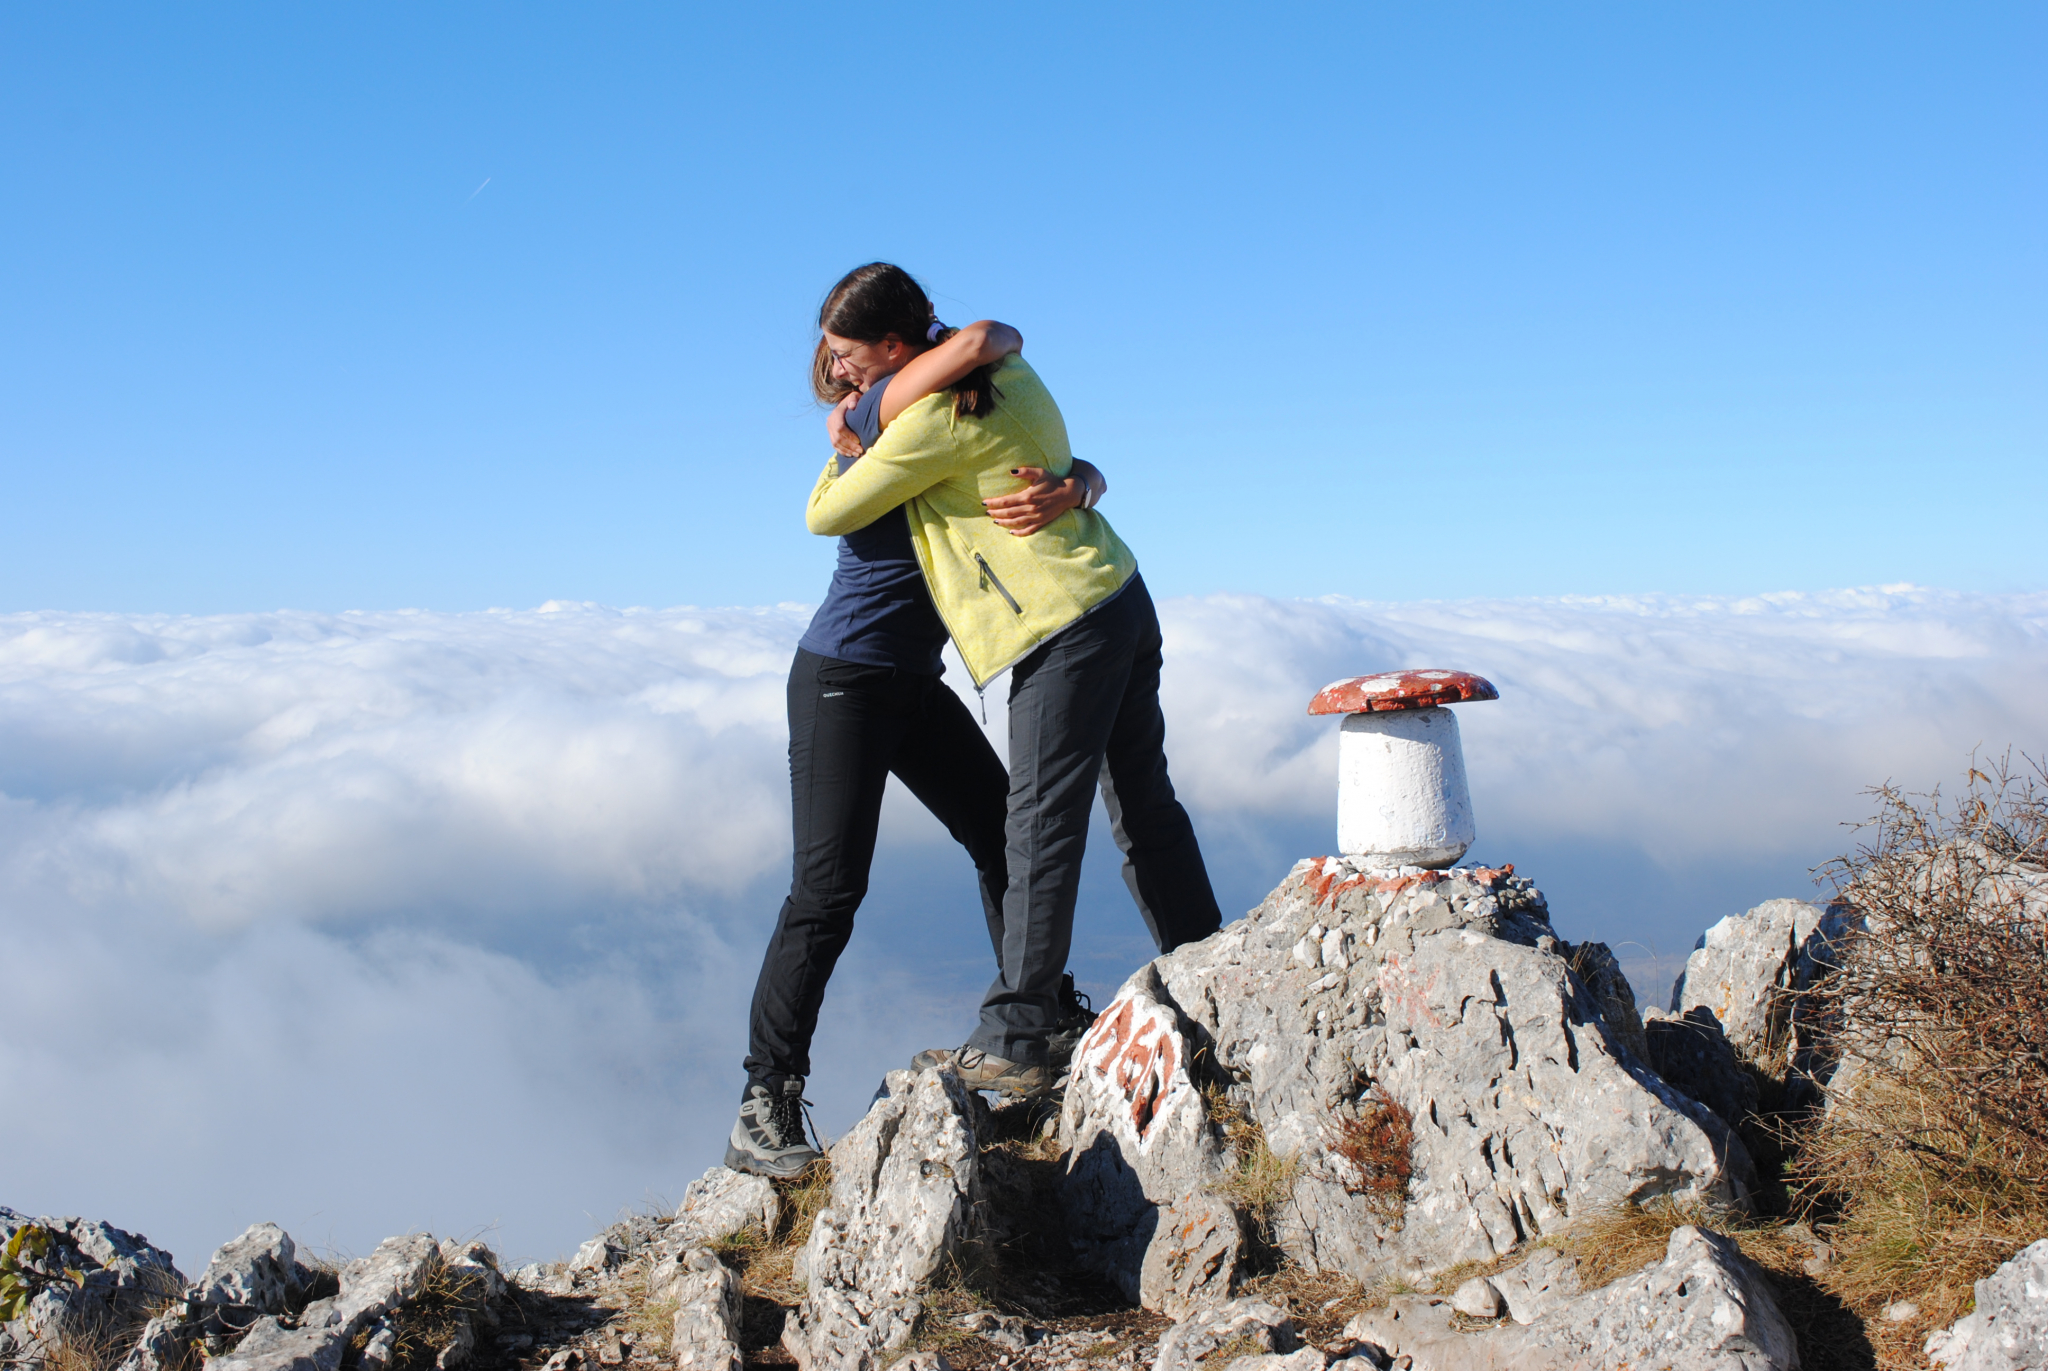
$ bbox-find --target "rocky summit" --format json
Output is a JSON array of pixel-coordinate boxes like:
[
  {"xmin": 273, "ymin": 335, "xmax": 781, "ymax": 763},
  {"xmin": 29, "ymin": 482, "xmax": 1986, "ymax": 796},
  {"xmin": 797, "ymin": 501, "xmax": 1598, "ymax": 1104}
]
[{"xmin": 8, "ymin": 859, "xmax": 2043, "ymax": 1371}]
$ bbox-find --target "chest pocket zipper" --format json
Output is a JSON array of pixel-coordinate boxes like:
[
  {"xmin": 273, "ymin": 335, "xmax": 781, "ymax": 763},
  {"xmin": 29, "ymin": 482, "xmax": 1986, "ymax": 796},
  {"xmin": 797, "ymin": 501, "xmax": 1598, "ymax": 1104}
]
[{"xmin": 975, "ymin": 553, "xmax": 1024, "ymax": 615}]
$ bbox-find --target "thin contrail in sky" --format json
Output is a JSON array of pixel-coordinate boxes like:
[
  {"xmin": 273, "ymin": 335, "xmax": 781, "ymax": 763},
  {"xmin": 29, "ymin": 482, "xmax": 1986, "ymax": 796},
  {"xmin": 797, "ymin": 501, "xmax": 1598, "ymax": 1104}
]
[{"xmin": 467, "ymin": 177, "xmax": 491, "ymax": 201}]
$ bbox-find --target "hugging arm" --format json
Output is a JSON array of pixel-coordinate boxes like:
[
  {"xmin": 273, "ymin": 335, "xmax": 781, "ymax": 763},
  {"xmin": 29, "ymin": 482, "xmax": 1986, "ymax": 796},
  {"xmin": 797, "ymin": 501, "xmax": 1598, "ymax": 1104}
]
[
  {"xmin": 876, "ymin": 320, "xmax": 1022, "ymax": 427},
  {"xmin": 983, "ymin": 459, "xmax": 1106, "ymax": 535},
  {"xmin": 810, "ymin": 318, "xmax": 1107, "ymax": 537},
  {"xmin": 875, "ymin": 319, "xmax": 1107, "ymax": 536}
]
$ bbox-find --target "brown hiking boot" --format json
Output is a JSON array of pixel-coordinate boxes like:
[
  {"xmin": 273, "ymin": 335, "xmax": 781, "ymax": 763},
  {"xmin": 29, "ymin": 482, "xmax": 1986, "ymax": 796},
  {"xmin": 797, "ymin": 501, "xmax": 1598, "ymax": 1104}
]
[{"xmin": 908, "ymin": 1045, "xmax": 1050, "ymax": 1096}]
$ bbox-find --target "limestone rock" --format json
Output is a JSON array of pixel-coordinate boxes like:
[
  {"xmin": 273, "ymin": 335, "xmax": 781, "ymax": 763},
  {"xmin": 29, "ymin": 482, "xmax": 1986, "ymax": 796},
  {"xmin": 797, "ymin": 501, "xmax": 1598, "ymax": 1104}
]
[
  {"xmin": 0, "ymin": 1209, "xmax": 185, "ymax": 1371},
  {"xmin": 194, "ymin": 1223, "xmax": 298, "ymax": 1315},
  {"xmin": 1645, "ymin": 1006, "xmax": 1760, "ymax": 1129},
  {"xmin": 1058, "ymin": 966, "xmax": 1241, "ymax": 1315},
  {"xmin": 212, "ymin": 1233, "xmax": 447, "ymax": 1371},
  {"xmin": 115, "ymin": 1308, "xmax": 194, "ymax": 1371},
  {"xmin": 1107, "ymin": 859, "xmax": 1749, "ymax": 1288},
  {"xmin": 436, "ymin": 1240, "xmax": 505, "ymax": 1319},
  {"xmin": 1670, "ymin": 898, "xmax": 1859, "ymax": 1066},
  {"xmin": 1152, "ymin": 1297, "xmax": 1296, "ymax": 1371},
  {"xmin": 671, "ymin": 1169, "xmax": 779, "ymax": 1249},
  {"xmin": 655, "ymin": 1249, "xmax": 741, "ymax": 1371},
  {"xmin": 1451, "ymin": 1276, "xmax": 1503, "ymax": 1318},
  {"xmin": 782, "ymin": 1069, "xmax": 987, "ymax": 1371},
  {"xmin": 1219, "ymin": 1350, "xmax": 1328, "ymax": 1371},
  {"xmin": 1343, "ymin": 1225, "xmax": 1796, "ymax": 1370},
  {"xmin": 1925, "ymin": 1237, "xmax": 2048, "ymax": 1370},
  {"xmin": 1486, "ymin": 1245, "xmax": 1581, "ymax": 1325}
]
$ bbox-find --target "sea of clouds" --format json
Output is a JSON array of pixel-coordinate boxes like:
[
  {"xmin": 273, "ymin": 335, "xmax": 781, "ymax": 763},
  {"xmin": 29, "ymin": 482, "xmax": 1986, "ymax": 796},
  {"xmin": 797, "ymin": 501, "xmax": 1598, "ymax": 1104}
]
[{"xmin": 3, "ymin": 586, "xmax": 2044, "ymax": 1271}]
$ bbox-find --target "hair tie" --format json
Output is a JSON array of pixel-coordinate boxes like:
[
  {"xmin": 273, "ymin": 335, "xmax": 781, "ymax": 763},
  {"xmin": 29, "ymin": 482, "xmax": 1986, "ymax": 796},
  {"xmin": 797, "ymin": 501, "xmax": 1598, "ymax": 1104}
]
[{"xmin": 926, "ymin": 319, "xmax": 946, "ymax": 343}]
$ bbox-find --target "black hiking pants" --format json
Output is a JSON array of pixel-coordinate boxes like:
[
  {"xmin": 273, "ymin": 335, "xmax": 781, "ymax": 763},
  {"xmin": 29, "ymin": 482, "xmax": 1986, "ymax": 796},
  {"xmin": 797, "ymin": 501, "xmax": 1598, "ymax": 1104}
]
[
  {"xmin": 743, "ymin": 648, "xmax": 1009, "ymax": 1094},
  {"xmin": 965, "ymin": 576, "xmax": 1224, "ymax": 1066}
]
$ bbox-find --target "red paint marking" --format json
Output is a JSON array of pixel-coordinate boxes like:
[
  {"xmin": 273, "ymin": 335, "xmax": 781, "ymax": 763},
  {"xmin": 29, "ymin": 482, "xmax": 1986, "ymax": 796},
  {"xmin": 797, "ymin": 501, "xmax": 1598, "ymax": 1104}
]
[
  {"xmin": 1307, "ymin": 669, "xmax": 1499, "ymax": 717},
  {"xmin": 1084, "ymin": 993, "xmax": 1182, "ymax": 1142},
  {"xmin": 1372, "ymin": 870, "xmax": 1448, "ymax": 898}
]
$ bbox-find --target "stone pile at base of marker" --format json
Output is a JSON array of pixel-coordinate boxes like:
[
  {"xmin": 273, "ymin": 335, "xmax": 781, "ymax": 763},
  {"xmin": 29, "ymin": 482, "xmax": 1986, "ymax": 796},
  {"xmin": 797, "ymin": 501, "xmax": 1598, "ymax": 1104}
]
[{"xmin": 1060, "ymin": 857, "xmax": 1754, "ymax": 1307}]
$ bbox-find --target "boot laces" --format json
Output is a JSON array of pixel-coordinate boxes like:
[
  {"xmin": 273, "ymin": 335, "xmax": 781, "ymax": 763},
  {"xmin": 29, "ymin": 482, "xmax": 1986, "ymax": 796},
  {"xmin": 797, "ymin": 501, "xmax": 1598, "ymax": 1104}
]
[{"xmin": 768, "ymin": 1085, "xmax": 814, "ymax": 1151}]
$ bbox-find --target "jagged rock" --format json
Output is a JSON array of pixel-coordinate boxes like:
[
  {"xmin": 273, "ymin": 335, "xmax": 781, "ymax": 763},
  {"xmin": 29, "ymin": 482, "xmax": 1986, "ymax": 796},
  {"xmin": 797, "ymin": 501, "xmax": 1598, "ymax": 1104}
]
[
  {"xmin": 1152, "ymin": 1297, "xmax": 1297, "ymax": 1371},
  {"xmin": 0, "ymin": 1209, "xmax": 185, "ymax": 1371},
  {"xmin": 1645, "ymin": 1006, "xmax": 1761, "ymax": 1129},
  {"xmin": 569, "ymin": 1237, "xmax": 621, "ymax": 1275},
  {"xmin": 647, "ymin": 1248, "xmax": 740, "ymax": 1371},
  {"xmin": 1925, "ymin": 1237, "xmax": 2048, "ymax": 1370},
  {"xmin": 212, "ymin": 1233, "xmax": 448, "ymax": 1371},
  {"xmin": 1560, "ymin": 939, "xmax": 1649, "ymax": 1067},
  {"xmin": 1487, "ymin": 1245, "xmax": 1581, "ymax": 1325},
  {"xmin": 782, "ymin": 1068, "xmax": 987, "ymax": 1371},
  {"xmin": 194, "ymin": 1223, "xmax": 298, "ymax": 1315},
  {"xmin": 671, "ymin": 1169, "xmax": 779, "ymax": 1249},
  {"xmin": 1343, "ymin": 1225, "xmax": 1797, "ymax": 1370},
  {"xmin": 1670, "ymin": 898, "xmax": 1860, "ymax": 1065},
  {"xmin": 115, "ymin": 1308, "xmax": 194, "ymax": 1371},
  {"xmin": 1058, "ymin": 967, "xmax": 1240, "ymax": 1315},
  {"xmin": 1093, "ymin": 858, "xmax": 1750, "ymax": 1290},
  {"xmin": 111, "ymin": 1221, "xmax": 306, "ymax": 1371},
  {"xmin": 436, "ymin": 1240, "xmax": 505, "ymax": 1317},
  {"xmin": 1451, "ymin": 1275, "xmax": 1504, "ymax": 1318}
]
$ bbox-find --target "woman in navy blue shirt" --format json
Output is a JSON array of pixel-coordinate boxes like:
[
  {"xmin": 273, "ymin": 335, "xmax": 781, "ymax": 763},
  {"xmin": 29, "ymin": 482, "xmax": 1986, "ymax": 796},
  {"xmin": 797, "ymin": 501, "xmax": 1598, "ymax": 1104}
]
[{"xmin": 726, "ymin": 278, "xmax": 1102, "ymax": 1177}]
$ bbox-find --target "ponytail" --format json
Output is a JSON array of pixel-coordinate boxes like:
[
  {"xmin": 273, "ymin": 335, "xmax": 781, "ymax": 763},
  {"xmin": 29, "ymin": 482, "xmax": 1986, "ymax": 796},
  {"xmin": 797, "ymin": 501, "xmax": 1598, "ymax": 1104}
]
[{"xmin": 814, "ymin": 263, "xmax": 1001, "ymax": 420}]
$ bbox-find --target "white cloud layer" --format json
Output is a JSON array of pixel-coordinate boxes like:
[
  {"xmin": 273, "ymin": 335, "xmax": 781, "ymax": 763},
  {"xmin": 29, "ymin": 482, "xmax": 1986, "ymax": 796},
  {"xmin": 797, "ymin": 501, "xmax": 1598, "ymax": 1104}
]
[{"xmin": 3, "ymin": 587, "xmax": 2043, "ymax": 1270}]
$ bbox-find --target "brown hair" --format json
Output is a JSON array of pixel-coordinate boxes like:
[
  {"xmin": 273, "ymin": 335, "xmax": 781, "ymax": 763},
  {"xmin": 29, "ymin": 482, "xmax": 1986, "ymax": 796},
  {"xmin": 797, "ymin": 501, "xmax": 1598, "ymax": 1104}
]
[{"xmin": 809, "ymin": 262, "xmax": 1000, "ymax": 419}]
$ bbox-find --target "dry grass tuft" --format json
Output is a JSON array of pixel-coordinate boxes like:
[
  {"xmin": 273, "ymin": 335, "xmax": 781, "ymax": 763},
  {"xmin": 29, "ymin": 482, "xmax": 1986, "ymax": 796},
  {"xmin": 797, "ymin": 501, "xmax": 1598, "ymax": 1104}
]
[
  {"xmin": 1199, "ymin": 1332, "xmax": 1268, "ymax": 1366},
  {"xmin": 1326, "ymin": 1087, "xmax": 1414, "ymax": 1224},
  {"xmin": 1235, "ymin": 1263, "xmax": 1369, "ymax": 1345},
  {"xmin": 716, "ymin": 1159, "xmax": 833, "ymax": 1313},
  {"xmin": 343, "ymin": 1257, "xmax": 490, "ymax": 1371},
  {"xmin": 42, "ymin": 1325, "xmax": 124, "ymax": 1371},
  {"xmin": 1556, "ymin": 1195, "xmax": 1752, "ymax": 1290},
  {"xmin": 1203, "ymin": 1086, "xmax": 1301, "ymax": 1232}
]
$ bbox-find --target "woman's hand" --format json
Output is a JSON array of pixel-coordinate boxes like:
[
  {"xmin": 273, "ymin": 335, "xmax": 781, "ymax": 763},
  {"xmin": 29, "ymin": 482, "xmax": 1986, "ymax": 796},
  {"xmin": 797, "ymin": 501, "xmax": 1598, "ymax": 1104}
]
[
  {"xmin": 983, "ymin": 466, "xmax": 1086, "ymax": 536},
  {"xmin": 826, "ymin": 391, "xmax": 865, "ymax": 460}
]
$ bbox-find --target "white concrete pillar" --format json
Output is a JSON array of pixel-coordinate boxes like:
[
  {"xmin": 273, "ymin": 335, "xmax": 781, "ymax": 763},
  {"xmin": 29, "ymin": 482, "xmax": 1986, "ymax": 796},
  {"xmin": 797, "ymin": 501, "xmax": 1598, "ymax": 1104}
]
[
  {"xmin": 1308, "ymin": 669, "xmax": 1498, "ymax": 870},
  {"xmin": 1338, "ymin": 707, "xmax": 1473, "ymax": 868}
]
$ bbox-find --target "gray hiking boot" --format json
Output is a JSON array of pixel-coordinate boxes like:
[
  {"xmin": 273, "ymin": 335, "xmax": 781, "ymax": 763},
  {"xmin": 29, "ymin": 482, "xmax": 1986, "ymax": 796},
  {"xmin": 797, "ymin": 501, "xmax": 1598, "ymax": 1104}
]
[
  {"xmin": 907, "ymin": 1045, "xmax": 1051, "ymax": 1096},
  {"xmin": 724, "ymin": 1078, "xmax": 822, "ymax": 1179}
]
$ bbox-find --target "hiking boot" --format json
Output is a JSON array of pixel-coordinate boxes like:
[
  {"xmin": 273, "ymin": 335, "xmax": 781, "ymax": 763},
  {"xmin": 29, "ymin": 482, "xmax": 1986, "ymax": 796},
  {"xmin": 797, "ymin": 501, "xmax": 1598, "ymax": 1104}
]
[
  {"xmin": 724, "ymin": 1077, "xmax": 822, "ymax": 1179},
  {"xmin": 908, "ymin": 1045, "xmax": 1051, "ymax": 1097},
  {"xmin": 1047, "ymin": 973, "xmax": 1098, "ymax": 1074}
]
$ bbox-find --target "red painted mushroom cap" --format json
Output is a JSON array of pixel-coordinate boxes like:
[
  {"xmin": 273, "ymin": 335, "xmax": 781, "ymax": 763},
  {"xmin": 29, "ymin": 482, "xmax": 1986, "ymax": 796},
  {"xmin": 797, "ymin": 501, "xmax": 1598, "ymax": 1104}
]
[{"xmin": 1307, "ymin": 669, "xmax": 1499, "ymax": 716}]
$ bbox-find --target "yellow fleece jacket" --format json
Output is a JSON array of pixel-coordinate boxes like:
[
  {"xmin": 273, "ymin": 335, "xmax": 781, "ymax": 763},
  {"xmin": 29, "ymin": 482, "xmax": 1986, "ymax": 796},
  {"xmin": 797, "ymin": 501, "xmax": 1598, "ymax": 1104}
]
[{"xmin": 805, "ymin": 355, "xmax": 1135, "ymax": 689}]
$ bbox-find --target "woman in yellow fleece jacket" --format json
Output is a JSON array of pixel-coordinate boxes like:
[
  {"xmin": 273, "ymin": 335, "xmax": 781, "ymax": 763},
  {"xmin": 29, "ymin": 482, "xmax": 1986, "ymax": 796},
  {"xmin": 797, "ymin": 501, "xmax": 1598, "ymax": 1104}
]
[{"xmin": 806, "ymin": 262, "xmax": 1223, "ymax": 1095}]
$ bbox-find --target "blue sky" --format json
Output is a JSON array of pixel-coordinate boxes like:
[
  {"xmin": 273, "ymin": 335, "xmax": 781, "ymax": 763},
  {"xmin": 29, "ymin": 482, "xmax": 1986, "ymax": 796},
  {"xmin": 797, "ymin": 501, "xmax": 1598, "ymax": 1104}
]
[
  {"xmin": 4, "ymin": 5, "xmax": 2047, "ymax": 1271},
  {"xmin": 4, "ymin": 3, "xmax": 2041, "ymax": 614}
]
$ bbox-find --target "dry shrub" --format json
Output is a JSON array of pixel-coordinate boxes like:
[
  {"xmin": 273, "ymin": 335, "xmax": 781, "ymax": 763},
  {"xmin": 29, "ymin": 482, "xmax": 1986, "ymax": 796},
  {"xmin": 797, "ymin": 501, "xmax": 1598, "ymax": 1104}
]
[
  {"xmin": 1793, "ymin": 757, "xmax": 2048, "ymax": 1336},
  {"xmin": 1327, "ymin": 1086, "xmax": 1413, "ymax": 1224}
]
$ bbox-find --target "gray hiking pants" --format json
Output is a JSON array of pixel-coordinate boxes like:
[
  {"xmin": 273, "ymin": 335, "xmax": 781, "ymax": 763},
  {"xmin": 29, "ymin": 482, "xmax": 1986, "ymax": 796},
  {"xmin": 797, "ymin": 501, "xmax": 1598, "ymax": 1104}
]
[{"xmin": 965, "ymin": 575, "xmax": 1223, "ymax": 1065}]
